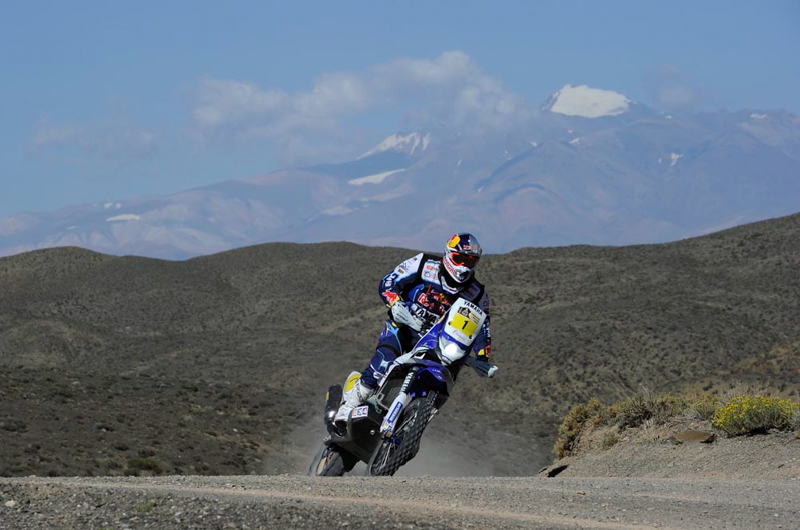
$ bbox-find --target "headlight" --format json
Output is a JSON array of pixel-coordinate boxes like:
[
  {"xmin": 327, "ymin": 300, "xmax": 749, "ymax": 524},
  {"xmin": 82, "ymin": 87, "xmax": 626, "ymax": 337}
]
[{"xmin": 438, "ymin": 336, "xmax": 467, "ymax": 365}]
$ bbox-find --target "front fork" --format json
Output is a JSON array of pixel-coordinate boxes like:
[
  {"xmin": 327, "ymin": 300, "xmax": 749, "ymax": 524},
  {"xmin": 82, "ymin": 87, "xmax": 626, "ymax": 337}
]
[{"xmin": 379, "ymin": 367, "xmax": 419, "ymax": 438}]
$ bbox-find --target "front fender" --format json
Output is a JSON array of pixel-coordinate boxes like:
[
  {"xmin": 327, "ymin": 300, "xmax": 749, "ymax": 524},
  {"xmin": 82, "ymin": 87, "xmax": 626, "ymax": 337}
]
[{"xmin": 408, "ymin": 365, "xmax": 454, "ymax": 397}]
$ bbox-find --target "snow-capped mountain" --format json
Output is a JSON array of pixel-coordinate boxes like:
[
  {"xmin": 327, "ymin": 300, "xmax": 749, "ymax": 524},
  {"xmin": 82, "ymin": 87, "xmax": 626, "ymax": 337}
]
[
  {"xmin": 357, "ymin": 132, "xmax": 431, "ymax": 159},
  {"xmin": 3, "ymin": 86, "xmax": 800, "ymax": 258},
  {"xmin": 542, "ymin": 84, "xmax": 631, "ymax": 118}
]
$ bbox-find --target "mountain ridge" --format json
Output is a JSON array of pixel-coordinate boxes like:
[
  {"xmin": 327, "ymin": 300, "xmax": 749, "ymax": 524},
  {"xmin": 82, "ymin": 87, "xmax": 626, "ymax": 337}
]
[{"xmin": 2, "ymin": 88, "xmax": 799, "ymax": 259}]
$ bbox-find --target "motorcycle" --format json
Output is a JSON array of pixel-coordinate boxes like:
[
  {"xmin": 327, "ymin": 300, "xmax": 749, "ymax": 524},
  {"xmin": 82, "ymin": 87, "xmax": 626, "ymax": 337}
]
[{"xmin": 308, "ymin": 297, "xmax": 498, "ymax": 477}]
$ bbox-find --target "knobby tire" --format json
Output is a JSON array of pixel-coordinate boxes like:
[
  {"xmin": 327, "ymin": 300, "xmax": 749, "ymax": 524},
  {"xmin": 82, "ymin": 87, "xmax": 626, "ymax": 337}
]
[
  {"xmin": 367, "ymin": 392, "xmax": 435, "ymax": 476},
  {"xmin": 308, "ymin": 444, "xmax": 347, "ymax": 477}
]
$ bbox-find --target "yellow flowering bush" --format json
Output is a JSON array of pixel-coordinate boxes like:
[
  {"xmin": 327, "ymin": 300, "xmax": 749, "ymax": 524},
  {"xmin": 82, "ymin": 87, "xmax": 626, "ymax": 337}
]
[{"xmin": 713, "ymin": 395, "xmax": 799, "ymax": 436}]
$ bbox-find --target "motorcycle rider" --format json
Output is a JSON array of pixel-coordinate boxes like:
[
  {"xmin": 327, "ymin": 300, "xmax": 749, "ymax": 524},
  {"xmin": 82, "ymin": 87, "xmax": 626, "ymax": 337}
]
[{"xmin": 334, "ymin": 232, "xmax": 494, "ymax": 424}]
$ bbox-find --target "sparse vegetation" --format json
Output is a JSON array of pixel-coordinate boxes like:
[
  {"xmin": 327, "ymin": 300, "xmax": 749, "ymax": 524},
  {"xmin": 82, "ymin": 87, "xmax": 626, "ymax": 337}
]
[
  {"xmin": 684, "ymin": 394, "xmax": 720, "ymax": 421},
  {"xmin": 615, "ymin": 389, "xmax": 688, "ymax": 429},
  {"xmin": 601, "ymin": 431, "xmax": 619, "ymax": 449},
  {"xmin": 555, "ymin": 389, "xmax": 800, "ymax": 458},
  {"xmin": 126, "ymin": 458, "xmax": 163, "ymax": 475},
  {"xmin": 554, "ymin": 401, "xmax": 596, "ymax": 459},
  {"xmin": 136, "ymin": 501, "xmax": 155, "ymax": 513},
  {"xmin": 0, "ymin": 418, "xmax": 27, "ymax": 433},
  {"xmin": 554, "ymin": 389, "xmax": 688, "ymax": 458},
  {"xmin": 554, "ymin": 397, "xmax": 622, "ymax": 458}
]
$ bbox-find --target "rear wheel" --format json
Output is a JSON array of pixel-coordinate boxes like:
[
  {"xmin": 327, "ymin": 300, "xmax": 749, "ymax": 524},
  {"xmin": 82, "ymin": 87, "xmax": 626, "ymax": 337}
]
[
  {"xmin": 367, "ymin": 393, "xmax": 435, "ymax": 476},
  {"xmin": 308, "ymin": 444, "xmax": 347, "ymax": 477}
]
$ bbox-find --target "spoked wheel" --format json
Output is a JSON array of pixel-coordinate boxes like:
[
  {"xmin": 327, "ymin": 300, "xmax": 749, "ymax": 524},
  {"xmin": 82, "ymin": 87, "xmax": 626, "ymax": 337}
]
[
  {"xmin": 308, "ymin": 444, "xmax": 349, "ymax": 477},
  {"xmin": 367, "ymin": 393, "xmax": 435, "ymax": 476}
]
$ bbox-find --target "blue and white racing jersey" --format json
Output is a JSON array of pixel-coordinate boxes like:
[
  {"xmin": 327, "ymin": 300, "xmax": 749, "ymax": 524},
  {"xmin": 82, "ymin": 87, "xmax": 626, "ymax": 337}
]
[{"xmin": 378, "ymin": 253, "xmax": 492, "ymax": 359}]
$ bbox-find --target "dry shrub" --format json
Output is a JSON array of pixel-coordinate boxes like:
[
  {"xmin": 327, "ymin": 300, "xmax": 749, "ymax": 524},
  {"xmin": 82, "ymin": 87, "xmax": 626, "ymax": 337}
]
[
  {"xmin": 616, "ymin": 387, "xmax": 687, "ymax": 429},
  {"xmin": 601, "ymin": 431, "xmax": 620, "ymax": 449},
  {"xmin": 125, "ymin": 458, "xmax": 163, "ymax": 475},
  {"xmin": 553, "ymin": 397, "xmax": 615, "ymax": 459},
  {"xmin": 684, "ymin": 394, "xmax": 720, "ymax": 420},
  {"xmin": 554, "ymin": 402, "xmax": 592, "ymax": 459},
  {"xmin": 555, "ymin": 384, "xmax": 800, "ymax": 456}
]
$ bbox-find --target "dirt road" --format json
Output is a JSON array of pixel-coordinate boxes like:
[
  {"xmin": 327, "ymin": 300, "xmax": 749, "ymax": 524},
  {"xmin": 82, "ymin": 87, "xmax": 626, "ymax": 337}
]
[{"xmin": 2, "ymin": 475, "xmax": 798, "ymax": 529}]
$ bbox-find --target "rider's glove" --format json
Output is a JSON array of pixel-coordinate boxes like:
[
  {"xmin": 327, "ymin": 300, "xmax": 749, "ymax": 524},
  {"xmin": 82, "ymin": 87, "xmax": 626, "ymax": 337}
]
[
  {"xmin": 465, "ymin": 356, "xmax": 499, "ymax": 378},
  {"xmin": 391, "ymin": 301, "xmax": 425, "ymax": 331},
  {"xmin": 473, "ymin": 360, "xmax": 498, "ymax": 378}
]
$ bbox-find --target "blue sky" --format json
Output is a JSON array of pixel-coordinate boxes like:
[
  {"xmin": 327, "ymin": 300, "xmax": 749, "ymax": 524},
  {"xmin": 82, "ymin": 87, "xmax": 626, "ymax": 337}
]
[{"xmin": 1, "ymin": 0, "xmax": 799, "ymax": 218}]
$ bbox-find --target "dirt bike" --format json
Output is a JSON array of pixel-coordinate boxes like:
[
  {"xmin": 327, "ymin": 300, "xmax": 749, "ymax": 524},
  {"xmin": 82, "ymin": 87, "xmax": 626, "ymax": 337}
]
[{"xmin": 308, "ymin": 297, "xmax": 498, "ymax": 476}]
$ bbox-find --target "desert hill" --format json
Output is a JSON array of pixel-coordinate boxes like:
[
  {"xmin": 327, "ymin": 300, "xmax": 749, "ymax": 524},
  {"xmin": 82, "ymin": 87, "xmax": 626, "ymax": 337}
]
[{"xmin": 1, "ymin": 213, "xmax": 799, "ymax": 477}]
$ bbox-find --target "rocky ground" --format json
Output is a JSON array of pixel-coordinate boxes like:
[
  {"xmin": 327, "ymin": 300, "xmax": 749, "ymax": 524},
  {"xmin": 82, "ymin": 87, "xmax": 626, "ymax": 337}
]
[{"xmin": 2, "ymin": 474, "xmax": 800, "ymax": 529}]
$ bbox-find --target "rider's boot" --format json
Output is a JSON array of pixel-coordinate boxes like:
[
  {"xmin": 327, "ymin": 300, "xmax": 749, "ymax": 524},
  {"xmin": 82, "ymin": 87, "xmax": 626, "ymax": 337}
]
[{"xmin": 334, "ymin": 371, "xmax": 375, "ymax": 427}]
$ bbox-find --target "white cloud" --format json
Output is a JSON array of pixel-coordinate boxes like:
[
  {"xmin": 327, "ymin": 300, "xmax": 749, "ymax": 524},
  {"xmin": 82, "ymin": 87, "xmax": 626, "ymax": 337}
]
[
  {"xmin": 31, "ymin": 117, "xmax": 158, "ymax": 161},
  {"xmin": 191, "ymin": 51, "xmax": 528, "ymax": 163},
  {"xmin": 192, "ymin": 72, "xmax": 371, "ymax": 145},
  {"xmin": 374, "ymin": 51, "xmax": 526, "ymax": 128},
  {"xmin": 373, "ymin": 51, "xmax": 475, "ymax": 92},
  {"xmin": 193, "ymin": 79, "xmax": 289, "ymax": 129}
]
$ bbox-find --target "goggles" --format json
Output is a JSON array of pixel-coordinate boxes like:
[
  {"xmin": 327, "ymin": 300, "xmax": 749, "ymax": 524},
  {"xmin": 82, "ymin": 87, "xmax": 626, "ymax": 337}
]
[{"xmin": 449, "ymin": 252, "xmax": 480, "ymax": 267}]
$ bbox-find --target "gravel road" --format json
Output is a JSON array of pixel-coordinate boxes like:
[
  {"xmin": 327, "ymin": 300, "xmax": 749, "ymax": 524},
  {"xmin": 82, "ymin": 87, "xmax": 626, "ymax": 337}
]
[{"xmin": 2, "ymin": 475, "xmax": 799, "ymax": 529}]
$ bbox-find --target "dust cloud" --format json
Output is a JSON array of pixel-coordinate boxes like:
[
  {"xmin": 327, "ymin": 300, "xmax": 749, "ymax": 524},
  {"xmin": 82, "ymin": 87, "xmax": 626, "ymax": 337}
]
[{"xmin": 264, "ymin": 413, "xmax": 532, "ymax": 477}]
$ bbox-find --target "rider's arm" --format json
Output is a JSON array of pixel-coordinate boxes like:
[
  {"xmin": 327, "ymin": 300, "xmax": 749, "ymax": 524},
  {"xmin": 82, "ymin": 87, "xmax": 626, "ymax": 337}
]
[
  {"xmin": 473, "ymin": 291, "xmax": 492, "ymax": 361},
  {"xmin": 378, "ymin": 253, "xmax": 425, "ymax": 307}
]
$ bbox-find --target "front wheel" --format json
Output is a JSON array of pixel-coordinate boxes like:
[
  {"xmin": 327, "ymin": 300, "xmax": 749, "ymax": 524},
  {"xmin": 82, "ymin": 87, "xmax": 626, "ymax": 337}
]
[
  {"xmin": 367, "ymin": 393, "xmax": 435, "ymax": 476},
  {"xmin": 308, "ymin": 444, "xmax": 348, "ymax": 477}
]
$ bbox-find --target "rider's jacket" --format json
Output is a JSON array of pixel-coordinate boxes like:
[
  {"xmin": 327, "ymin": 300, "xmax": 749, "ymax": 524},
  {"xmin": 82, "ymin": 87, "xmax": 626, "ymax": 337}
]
[{"xmin": 378, "ymin": 253, "xmax": 492, "ymax": 360}]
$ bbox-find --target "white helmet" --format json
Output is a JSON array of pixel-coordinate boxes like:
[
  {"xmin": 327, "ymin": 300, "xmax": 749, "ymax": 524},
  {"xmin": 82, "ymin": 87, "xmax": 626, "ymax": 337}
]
[{"xmin": 441, "ymin": 233, "xmax": 482, "ymax": 293}]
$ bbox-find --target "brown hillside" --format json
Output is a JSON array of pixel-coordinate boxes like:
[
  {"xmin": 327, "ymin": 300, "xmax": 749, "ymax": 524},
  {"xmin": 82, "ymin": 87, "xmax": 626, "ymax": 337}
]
[{"xmin": 1, "ymin": 213, "xmax": 799, "ymax": 477}]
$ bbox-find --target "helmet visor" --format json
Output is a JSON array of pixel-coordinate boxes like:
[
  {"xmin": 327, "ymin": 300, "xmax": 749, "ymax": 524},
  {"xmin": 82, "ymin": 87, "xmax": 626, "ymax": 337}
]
[{"xmin": 450, "ymin": 252, "xmax": 480, "ymax": 267}]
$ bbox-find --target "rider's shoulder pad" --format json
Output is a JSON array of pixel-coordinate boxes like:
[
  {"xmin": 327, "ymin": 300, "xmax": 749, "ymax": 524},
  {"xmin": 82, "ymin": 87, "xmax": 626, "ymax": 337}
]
[
  {"xmin": 395, "ymin": 253, "xmax": 425, "ymax": 276},
  {"xmin": 419, "ymin": 257, "xmax": 441, "ymax": 283}
]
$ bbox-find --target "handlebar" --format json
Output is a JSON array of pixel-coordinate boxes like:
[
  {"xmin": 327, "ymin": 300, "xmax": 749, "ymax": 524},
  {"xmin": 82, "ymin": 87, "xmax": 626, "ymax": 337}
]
[{"xmin": 464, "ymin": 356, "xmax": 498, "ymax": 378}]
